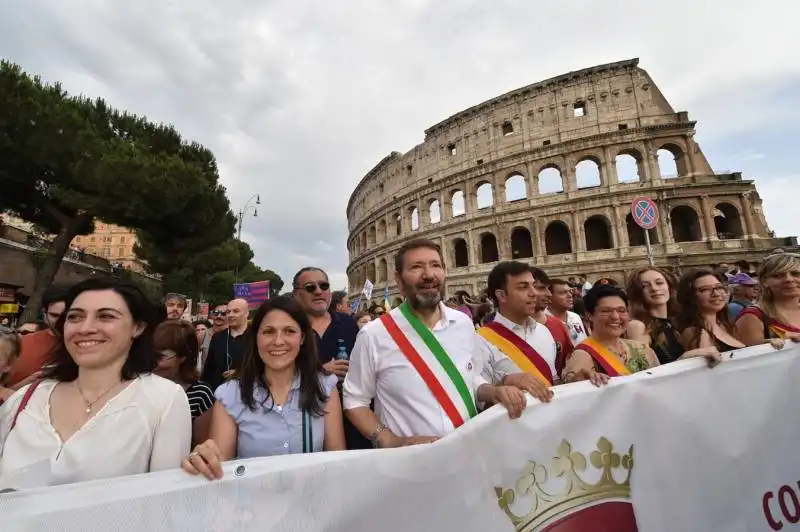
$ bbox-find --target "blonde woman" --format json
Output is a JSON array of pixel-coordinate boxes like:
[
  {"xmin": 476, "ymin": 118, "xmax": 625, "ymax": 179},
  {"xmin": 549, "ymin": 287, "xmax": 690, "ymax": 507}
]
[{"xmin": 736, "ymin": 253, "xmax": 800, "ymax": 345}]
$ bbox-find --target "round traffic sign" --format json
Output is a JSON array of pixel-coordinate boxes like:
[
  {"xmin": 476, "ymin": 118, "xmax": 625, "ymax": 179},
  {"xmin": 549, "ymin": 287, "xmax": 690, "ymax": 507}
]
[{"xmin": 630, "ymin": 196, "xmax": 659, "ymax": 230}]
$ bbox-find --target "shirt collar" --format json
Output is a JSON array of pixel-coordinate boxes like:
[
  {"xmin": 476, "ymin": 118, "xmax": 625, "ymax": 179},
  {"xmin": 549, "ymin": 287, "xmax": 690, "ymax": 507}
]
[
  {"xmin": 394, "ymin": 302, "xmax": 454, "ymax": 330},
  {"xmin": 290, "ymin": 374, "xmax": 302, "ymax": 391},
  {"xmin": 494, "ymin": 311, "xmax": 537, "ymax": 333}
]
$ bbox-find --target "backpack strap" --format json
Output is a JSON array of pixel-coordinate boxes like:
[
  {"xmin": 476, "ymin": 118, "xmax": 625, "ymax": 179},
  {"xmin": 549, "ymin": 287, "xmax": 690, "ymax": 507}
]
[
  {"xmin": 301, "ymin": 410, "xmax": 313, "ymax": 453},
  {"xmin": 10, "ymin": 380, "xmax": 42, "ymax": 431}
]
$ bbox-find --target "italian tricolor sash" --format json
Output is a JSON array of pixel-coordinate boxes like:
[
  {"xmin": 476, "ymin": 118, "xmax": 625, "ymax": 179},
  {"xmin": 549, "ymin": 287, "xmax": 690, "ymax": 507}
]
[
  {"xmin": 576, "ymin": 338, "xmax": 631, "ymax": 377},
  {"xmin": 380, "ymin": 303, "xmax": 477, "ymax": 428},
  {"xmin": 477, "ymin": 321, "xmax": 553, "ymax": 386}
]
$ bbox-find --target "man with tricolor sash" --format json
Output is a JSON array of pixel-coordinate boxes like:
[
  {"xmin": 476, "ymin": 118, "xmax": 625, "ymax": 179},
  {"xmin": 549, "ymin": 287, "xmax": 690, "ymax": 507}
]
[
  {"xmin": 343, "ymin": 239, "xmax": 528, "ymax": 448},
  {"xmin": 476, "ymin": 261, "xmax": 556, "ymax": 403}
]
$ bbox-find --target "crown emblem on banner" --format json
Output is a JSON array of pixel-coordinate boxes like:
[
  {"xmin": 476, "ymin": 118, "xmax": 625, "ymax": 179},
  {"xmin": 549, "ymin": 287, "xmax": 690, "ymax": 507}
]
[{"xmin": 494, "ymin": 437, "xmax": 634, "ymax": 532}]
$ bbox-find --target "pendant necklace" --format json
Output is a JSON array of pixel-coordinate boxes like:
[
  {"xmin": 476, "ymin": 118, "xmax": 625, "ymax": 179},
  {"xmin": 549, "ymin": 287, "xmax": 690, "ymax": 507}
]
[{"xmin": 75, "ymin": 381, "xmax": 122, "ymax": 413}]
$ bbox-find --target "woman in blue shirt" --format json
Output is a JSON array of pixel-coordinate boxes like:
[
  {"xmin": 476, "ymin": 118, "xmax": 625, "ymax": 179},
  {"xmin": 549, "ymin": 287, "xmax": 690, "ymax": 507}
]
[{"xmin": 182, "ymin": 295, "xmax": 346, "ymax": 480}]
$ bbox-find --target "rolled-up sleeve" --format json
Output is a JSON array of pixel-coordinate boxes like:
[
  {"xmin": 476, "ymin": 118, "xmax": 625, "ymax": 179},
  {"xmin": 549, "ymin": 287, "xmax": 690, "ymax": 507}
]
[
  {"xmin": 342, "ymin": 328, "xmax": 377, "ymax": 411},
  {"xmin": 474, "ymin": 334, "xmax": 522, "ymax": 384}
]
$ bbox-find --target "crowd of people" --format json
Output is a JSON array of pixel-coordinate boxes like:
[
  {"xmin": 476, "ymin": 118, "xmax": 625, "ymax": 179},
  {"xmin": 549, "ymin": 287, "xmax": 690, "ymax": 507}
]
[{"xmin": 0, "ymin": 239, "xmax": 798, "ymax": 488}]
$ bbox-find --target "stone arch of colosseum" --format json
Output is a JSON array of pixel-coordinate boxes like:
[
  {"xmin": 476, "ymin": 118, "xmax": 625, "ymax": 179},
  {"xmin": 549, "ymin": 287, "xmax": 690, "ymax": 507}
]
[{"xmin": 345, "ymin": 59, "xmax": 793, "ymax": 300}]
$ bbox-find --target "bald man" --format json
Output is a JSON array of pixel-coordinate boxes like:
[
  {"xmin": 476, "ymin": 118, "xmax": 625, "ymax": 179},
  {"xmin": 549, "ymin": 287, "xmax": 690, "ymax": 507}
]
[{"xmin": 200, "ymin": 298, "xmax": 250, "ymax": 391}]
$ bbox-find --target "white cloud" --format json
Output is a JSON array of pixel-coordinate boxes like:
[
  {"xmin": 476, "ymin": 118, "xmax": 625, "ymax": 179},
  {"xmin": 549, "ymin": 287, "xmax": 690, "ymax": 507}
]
[
  {"xmin": 749, "ymin": 175, "xmax": 800, "ymax": 239},
  {"xmin": 2, "ymin": 0, "xmax": 799, "ymax": 288},
  {"xmin": 736, "ymin": 150, "xmax": 768, "ymax": 162}
]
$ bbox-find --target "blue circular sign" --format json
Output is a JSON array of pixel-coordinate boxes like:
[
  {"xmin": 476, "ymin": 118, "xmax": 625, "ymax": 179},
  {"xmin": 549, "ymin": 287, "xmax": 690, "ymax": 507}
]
[{"xmin": 630, "ymin": 196, "xmax": 659, "ymax": 230}]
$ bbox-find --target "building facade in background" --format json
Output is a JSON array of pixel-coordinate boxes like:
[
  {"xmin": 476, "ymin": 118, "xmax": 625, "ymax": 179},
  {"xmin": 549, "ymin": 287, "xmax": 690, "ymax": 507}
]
[
  {"xmin": 346, "ymin": 58, "xmax": 796, "ymax": 301},
  {"xmin": 71, "ymin": 222, "xmax": 148, "ymax": 273}
]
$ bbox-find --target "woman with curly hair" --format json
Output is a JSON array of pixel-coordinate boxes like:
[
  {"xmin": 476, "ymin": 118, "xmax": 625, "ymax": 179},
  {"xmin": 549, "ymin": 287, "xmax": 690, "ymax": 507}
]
[
  {"xmin": 676, "ymin": 269, "xmax": 783, "ymax": 355},
  {"xmin": 626, "ymin": 266, "xmax": 719, "ymax": 365}
]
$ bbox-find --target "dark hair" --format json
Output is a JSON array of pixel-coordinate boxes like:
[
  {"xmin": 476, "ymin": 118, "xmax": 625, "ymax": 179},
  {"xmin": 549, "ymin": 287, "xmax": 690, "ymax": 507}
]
[
  {"xmin": 152, "ymin": 319, "xmax": 199, "ymax": 383},
  {"xmin": 329, "ymin": 291, "xmax": 348, "ymax": 313},
  {"xmin": 549, "ymin": 278, "xmax": 571, "ymax": 289},
  {"xmin": 292, "ymin": 267, "xmax": 328, "ymax": 289},
  {"xmin": 42, "ymin": 284, "xmax": 70, "ymax": 310},
  {"xmin": 583, "ymin": 284, "xmax": 628, "ymax": 314},
  {"xmin": 238, "ymin": 295, "xmax": 327, "ymax": 416},
  {"xmin": 529, "ymin": 266, "xmax": 551, "ymax": 285},
  {"xmin": 394, "ymin": 238, "xmax": 442, "ymax": 273},
  {"xmin": 573, "ymin": 298, "xmax": 587, "ymax": 317},
  {"xmin": 487, "ymin": 261, "xmax": 533, "ymax": 304},
  {"xmin": 675, "ymin": 269, "xmax": 732, "ymax": 348},
  {"xmin": 42, "ymin": 277, "xmax": 160, "ymax": 382},
  {"xmin": 193, "ymin": 319, "xmax": 211, "ymax": 328}
]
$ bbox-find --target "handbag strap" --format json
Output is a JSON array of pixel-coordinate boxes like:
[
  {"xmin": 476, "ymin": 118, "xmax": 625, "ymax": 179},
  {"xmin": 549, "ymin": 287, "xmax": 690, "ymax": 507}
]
[
  {"xmin": 10, "ymin": 380, "xmax": 42, "ymax": 431},
  {"xmin": 301, "ymin": 410, "xmax": 313, "ymax": 453}
]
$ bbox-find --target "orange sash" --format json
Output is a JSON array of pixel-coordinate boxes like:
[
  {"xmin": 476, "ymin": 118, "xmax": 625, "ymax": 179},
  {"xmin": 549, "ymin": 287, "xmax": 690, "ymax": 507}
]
[
  {"xmin": 576, "ymin": 338, "xmax": 631, "ymax": 377},
  {"xmin": 478, "ymin": 322, "xmax": 553, "ymax": 386}
]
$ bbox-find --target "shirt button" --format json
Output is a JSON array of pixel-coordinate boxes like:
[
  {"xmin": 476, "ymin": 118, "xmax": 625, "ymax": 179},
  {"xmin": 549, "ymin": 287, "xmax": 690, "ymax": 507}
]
[{"xmin": 283, "ymin": 442, "xmax": 289, "ymax": 448}]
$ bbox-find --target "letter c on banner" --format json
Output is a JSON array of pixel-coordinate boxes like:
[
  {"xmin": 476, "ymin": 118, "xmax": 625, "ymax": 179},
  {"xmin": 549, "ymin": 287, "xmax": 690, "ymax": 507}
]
[
  {"xmin": 778, "ymin": 485, "xmax": 800, "ymax": 524},
  {"xmin": 763, "ymin": 491, "xmax": 783, "ymax": 531}
]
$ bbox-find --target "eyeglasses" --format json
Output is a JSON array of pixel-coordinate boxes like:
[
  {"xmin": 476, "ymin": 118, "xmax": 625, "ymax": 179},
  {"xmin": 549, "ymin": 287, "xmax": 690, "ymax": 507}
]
[
  {"xmin": 696, "ymin": 285, "xmax": 727, "ymax": 295},
  {"xmin": 301, "ymin": 282, "xmax": 330, "ymax": 293},
  {"xmin": 210, "ymin": 310, "xmax": 228, "ymax": 317}
]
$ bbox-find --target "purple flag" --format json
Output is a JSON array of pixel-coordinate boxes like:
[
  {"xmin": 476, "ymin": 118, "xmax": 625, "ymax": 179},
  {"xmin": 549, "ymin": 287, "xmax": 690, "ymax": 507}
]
[{"xmin": 233, "ymin": 280, "xmax": 270, "ymax": 310}]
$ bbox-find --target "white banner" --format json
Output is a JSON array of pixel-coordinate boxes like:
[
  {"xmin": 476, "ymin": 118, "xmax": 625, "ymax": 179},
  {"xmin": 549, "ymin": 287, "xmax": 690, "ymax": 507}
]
[{"xmin": 2, "ymin": 344, "xmax": 799, "ymax": 531}]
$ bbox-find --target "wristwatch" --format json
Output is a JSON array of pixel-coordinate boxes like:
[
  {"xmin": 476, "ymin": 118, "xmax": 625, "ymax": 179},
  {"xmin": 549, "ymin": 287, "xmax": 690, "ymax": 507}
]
[{"xmin": 370, "ymin": 422, "xmax": 388, "ymax": 448}]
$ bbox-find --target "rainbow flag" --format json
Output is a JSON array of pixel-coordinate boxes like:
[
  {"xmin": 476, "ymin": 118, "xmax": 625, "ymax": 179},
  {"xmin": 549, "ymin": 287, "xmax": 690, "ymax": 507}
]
[{"xmin": 233, "ymin": 280, "xmax": 270, "ymax": 310}]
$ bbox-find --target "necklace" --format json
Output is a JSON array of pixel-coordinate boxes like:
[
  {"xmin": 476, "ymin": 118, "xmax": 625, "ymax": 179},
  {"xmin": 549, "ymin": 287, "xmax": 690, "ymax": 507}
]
[{"xmin": 74, "ymin": 380, "xmax": 122, "ymax": 413}]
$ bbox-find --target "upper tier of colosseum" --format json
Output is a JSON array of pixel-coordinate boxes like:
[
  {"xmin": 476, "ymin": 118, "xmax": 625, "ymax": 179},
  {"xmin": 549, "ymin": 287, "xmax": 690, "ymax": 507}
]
[{"xmin": 346, "ymin": 58, "xmax": 707, "ymax": 232}]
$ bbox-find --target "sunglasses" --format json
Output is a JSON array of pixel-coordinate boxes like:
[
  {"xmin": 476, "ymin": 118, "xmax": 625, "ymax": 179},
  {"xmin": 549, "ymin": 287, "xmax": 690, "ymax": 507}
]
[
  {"xmin": 210, "ymin": 310, "xmax": 228, "ymax": 317},
  {"xmin": 301, "ymin": 282, "xmax": 330, "ymax": 293}
]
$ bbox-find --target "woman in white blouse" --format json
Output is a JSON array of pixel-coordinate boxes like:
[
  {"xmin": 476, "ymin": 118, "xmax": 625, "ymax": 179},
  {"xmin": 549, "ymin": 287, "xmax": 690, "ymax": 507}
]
[{"xmin": 0, "ymin": 277, "xmax": 191, "ymax": 486}]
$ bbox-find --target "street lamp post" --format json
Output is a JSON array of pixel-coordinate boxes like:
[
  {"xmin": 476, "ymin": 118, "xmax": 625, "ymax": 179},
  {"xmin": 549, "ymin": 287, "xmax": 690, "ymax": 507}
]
[
  {"xmin": 237, "ymin": 193, "xmax": 261, "ymax": 241},
  {"xmin": 235, "ymin": 193, "xmax": 261, "ymax": 282}
]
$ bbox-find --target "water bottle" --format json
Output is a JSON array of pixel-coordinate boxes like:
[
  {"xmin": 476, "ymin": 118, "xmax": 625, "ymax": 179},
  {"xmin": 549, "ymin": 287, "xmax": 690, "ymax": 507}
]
[{"xmin": 335, "ymin": 339, "xmax": 349, "ymax": 361}]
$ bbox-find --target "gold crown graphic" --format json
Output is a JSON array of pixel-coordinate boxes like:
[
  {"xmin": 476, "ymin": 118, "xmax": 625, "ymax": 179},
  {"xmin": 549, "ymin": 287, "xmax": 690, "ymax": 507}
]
[{"xmin": 494, "ymin": 437, "xmax": 634, "ymax": 532}]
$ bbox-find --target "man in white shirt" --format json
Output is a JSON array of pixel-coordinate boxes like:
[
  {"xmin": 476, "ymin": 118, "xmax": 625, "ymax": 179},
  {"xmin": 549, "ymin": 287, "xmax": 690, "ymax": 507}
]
[
  {"xmin": 547, "ymin": 279, "xmax": 588, "ymax": 346},
  {"xmin": 343, "ymin": 238, "xmax": 526, "ymax": 448},
  {"xmin": 476, "ymin": 262, "xmax": 556, "ymax": 403}
]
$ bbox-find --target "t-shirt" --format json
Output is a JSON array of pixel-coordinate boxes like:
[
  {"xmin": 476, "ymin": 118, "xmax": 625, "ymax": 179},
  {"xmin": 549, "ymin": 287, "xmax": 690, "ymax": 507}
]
[
  {"xmin": 200, "ymin": 329, "xmax": 248, "ymax": 391},
  {"xmin": 547, "ymin": 310, "xmax": 588, "ymax": 346},
  {"xmin": 186, "ymin": 381, "xmax": 215, "ymax": 419},
  {"xmin": 6, "ymin": 331, "xmax": 57, "ymax": 387}
]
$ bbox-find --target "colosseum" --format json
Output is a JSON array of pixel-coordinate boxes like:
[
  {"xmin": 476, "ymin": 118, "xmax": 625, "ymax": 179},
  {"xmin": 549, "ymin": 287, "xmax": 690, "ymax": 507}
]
[{"xmin": 346, "ymin": 58, "xmax": 796, "ymax": 302}]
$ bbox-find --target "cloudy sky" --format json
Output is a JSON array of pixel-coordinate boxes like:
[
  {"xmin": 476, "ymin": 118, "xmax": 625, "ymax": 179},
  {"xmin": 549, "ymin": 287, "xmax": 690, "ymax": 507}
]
[{"xmin": 3, "ymin": 0, "xmax": 799, "ymax": 290}]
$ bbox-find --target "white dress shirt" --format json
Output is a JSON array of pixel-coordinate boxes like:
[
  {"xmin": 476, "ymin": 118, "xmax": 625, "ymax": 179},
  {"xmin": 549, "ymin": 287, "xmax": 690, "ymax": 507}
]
[
  {"xmin": 343, "ymin": 304, "xmax": 489, "ymax": 439},
  {"xmin": 0, "ymin": 373, "xmax": 191, "ymax": 486},
  {"xmin": 476, "ymin": 312, "xmax": 557, "ymax": 382}
]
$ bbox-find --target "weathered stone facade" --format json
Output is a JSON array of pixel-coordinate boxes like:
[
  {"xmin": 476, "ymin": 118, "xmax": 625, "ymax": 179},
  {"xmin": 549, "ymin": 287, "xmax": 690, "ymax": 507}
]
[{"xmin": 346, "ymin": 59, "xmax": 795, "ymax": 300}]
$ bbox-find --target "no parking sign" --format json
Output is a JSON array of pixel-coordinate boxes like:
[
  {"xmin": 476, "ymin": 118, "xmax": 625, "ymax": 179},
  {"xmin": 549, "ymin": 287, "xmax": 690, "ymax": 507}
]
[{"xmin": 630, "ymin": 196, "xmax": 659, "ymax": 230}]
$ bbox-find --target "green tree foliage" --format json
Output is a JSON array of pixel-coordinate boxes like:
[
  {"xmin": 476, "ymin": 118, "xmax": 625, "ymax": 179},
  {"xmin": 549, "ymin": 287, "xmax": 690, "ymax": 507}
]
[
  {"xmin": 0, "ymin": 61, "xmax": 235, "ymax": 320},
  {"xmin": 148, "ymin": 237, "xmax": 284, "ymax": 308}
]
